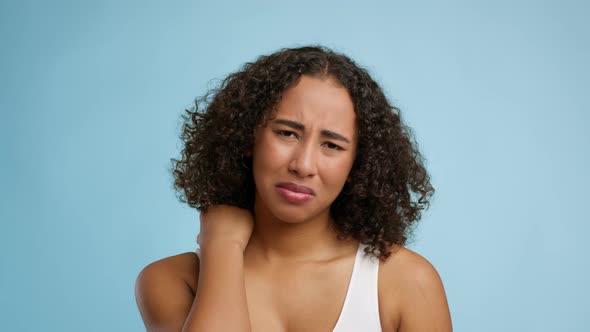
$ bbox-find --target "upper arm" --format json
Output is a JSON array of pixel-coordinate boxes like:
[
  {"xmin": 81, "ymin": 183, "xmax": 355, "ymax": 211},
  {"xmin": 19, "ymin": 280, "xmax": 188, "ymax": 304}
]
[
  {"xmin": 135, "ymin": 253, "xmax": 200, "ymax": 332},
  {"xmin": 387, "ymin": 249, "xmax": 452, "ymax": 332}
]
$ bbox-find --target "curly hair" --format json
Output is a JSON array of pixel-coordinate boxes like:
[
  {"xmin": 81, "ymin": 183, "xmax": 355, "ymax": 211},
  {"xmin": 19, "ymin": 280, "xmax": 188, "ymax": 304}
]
[{"xmin": 171, "ymin": 45, "xmax": 434, "ymax": 260}]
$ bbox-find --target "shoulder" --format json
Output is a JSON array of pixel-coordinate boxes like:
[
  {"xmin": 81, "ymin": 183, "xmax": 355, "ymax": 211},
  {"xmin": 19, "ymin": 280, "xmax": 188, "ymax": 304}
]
[
  {"xmin": 136, "ymin": 251, "xmax": 200, "ymax": 290},
  {"xmin": 380, "ymin": 245, "xmax": 443, "ymax": 289},
  {"xmin": 135, "ymin": 251, "xmax": 200, "ymax": 331},
  {"xmin": 379, "ymin": 245, "xmax": 452, "ymax": 331}
]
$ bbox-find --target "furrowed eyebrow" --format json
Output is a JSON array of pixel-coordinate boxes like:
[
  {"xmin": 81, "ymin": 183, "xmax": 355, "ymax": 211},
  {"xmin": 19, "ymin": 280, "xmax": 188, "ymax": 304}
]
[
  {"xmin": 274, "ymin": 119, "xmax": 304, "ymax": 131},
  {"xmin": 320, "ymin": 129, "xmax": 350, "ymax": 144},
  {"xmin": 273, "ymin": 118, "xmax": 351, "ymax": 144}
]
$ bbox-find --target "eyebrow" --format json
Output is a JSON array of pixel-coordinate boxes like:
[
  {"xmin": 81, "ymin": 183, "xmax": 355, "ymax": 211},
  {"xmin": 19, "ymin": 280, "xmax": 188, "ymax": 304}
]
[{"xmin": 272, "ymin": 118, "xmax": 351, "ymax": 144}]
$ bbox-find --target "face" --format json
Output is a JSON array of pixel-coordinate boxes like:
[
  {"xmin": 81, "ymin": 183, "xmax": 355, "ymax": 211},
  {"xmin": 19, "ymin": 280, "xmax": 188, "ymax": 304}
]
[{"xmin": 251, "ymin": 75, "xmax": 358, "ymax": 224}]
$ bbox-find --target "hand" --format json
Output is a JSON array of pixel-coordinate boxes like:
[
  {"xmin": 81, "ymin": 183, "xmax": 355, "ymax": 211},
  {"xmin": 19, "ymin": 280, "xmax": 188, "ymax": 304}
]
[{"xmin": 196, "ymin": 205, "xmax": 254, "ymax": 253}]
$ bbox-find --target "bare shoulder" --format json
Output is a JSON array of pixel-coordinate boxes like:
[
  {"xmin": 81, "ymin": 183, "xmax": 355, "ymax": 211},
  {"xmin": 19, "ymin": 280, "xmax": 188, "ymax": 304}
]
[
  {"xmin": 137, "ymin": 251, "xmax": 201, "ymax": 290},
  {"xmin": 381, "ymin": 246, "xmax": 443, "ymax": 287},
  {"xmin": 134, "ymin": 251, "xmax": 200, "ymax": 332},
  {"xmin": 380, "ymin": 246, "xmax": 452, "ymax": 332}
]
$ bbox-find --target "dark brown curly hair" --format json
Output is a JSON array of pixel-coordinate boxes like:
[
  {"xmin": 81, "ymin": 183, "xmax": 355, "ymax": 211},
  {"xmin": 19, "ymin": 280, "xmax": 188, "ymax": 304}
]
[{"xmin": 171, "ymin": 45, "xmax": 434, "ymax": 260}]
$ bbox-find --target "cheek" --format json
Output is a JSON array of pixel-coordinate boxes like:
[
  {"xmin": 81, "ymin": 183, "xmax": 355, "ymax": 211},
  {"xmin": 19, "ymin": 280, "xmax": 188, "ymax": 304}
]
[
  {"xmin": 322, "ymin": 158, "xmax": 354, "ymax": 186},
  {"xmin": 252, "ymin": 141, "xmax": 287, "ymax": 181},
  {"xmin": 255, "ymin": 140, "xmax": 291, "ymax": 169}
]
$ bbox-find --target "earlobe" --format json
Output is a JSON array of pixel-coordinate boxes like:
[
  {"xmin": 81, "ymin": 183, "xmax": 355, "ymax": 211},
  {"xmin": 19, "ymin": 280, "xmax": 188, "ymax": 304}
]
[{"xmin": 241, "ymin": 150, "xmax": 252, "ymax": 169}]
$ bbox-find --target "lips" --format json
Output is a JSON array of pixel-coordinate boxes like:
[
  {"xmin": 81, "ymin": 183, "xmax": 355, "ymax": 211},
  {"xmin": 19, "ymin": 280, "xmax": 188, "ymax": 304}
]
[{"xmin": 275, "ymin": 182, "xmax": 316, "ymax": 195}]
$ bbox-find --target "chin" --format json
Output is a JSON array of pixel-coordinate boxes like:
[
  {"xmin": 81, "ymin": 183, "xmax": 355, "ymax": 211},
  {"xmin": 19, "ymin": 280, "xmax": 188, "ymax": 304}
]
[
  {"xmin": 269, "ymin": 202, "xmax": 328, "ymax": 225},
  {"xmin": 267, "ymin": 206, "xmax": 308, "ymax": 224}
]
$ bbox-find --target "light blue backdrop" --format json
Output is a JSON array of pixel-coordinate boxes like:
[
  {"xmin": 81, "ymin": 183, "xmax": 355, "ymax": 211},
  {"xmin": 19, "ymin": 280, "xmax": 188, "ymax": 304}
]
[{"xmin": 1, "ymin": 0, "xmax": 588, "ymax": 331}]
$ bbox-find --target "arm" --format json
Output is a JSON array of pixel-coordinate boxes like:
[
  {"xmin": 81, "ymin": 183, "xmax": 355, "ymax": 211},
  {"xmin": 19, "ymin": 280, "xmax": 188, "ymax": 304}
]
[
  {"xmin": 182, "ymin": 240, "xmax": 251, "ymax": 332},
  {"xmin": 135, "ymin": 254, "xmax": 198, "ymax": 332},
  {"xmin": 135, "ymin": 205, "xmax": 254, "ymax": 332},
  {"xmin": 397, "ymin": 254, "xmax": 452, "ymax": 332}
]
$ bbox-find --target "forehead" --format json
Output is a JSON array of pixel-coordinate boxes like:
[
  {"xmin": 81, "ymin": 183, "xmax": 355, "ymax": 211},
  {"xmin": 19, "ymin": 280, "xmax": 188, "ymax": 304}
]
[{"xmin": 272, "ymin": 76, "xmax": 357, "ymax": 135}]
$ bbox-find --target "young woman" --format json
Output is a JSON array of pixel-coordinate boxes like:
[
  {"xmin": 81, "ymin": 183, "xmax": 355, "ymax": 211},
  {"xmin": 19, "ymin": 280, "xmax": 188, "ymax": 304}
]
[{"xmin": 135, "ymin": 46, "xmax": 452, "ymax": 332}]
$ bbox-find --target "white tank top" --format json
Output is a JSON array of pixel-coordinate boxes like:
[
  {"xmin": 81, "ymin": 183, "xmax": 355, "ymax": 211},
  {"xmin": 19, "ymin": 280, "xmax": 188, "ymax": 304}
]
[
  {"xmin": 194, "ymin": 242, "xmax": 383, "ymax": 331},
  {"xmin": 331, "ymin": 242, "xmax": 382, "ymax": 331}
]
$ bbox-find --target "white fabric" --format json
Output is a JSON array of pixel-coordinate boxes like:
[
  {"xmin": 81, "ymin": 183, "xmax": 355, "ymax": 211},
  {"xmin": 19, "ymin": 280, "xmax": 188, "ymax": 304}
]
[{"xmin": 331, "ymin": 243, "xmax": 382, "ymax": 332}]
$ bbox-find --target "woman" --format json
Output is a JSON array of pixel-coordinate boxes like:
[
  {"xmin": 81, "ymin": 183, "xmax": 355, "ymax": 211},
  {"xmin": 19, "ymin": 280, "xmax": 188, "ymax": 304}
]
[{"xmin": 135, "ymin": 46, "xmax": 452, "ymax": 331}]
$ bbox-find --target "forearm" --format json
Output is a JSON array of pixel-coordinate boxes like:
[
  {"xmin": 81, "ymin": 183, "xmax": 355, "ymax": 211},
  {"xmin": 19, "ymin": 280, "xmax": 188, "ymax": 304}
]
[{"xmin": 182, "ymin": 241, "xmax": 251, "ymax": 332}]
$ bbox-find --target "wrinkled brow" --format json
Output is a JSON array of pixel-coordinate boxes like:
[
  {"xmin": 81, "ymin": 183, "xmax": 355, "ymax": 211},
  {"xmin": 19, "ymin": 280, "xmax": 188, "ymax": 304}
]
[{"xmin": 273, "ymin": 118, "xmax": 351, "ymax": 144}]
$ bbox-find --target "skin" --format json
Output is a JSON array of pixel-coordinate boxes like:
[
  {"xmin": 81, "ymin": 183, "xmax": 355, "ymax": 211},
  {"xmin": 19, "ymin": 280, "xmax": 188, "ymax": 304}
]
[{"xmin": 135, "ymin": 76, "xmax": 452, "ymax": 332}]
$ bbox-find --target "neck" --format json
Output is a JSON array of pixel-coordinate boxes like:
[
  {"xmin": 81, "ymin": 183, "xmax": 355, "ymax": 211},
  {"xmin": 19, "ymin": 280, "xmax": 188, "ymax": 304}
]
[{"xmin": 245, "ymin": 199, "xmax": 354, "ymax": 264}]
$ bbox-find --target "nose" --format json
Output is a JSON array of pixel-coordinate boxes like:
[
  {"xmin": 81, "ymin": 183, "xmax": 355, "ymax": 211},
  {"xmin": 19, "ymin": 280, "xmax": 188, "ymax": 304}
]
[{"xmin": 288, "ymin": 140, "xmax": 318, "ymax": 178}]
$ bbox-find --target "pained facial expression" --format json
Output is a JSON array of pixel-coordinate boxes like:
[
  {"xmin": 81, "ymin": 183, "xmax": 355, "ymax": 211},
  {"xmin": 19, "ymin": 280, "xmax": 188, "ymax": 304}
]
[{"xmin": 251, "ymin": 75, "xmax": 358, "ymax": 224}]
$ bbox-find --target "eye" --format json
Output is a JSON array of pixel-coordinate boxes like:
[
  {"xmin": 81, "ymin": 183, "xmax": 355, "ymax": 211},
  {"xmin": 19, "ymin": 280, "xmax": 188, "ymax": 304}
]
[
  {"xmin": 322, "ymin": 141, "xmax": 344, "ymax": 151},
  {"xmin": 274, "ymin": 130, "xmax": 299, "ymax": 139}
]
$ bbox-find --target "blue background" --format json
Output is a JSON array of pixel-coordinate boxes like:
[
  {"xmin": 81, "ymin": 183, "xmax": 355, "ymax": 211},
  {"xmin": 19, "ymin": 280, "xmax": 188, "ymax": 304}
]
[{"xmin": 1, "ymin": 0, "xmax": 589, "ymax": 331}]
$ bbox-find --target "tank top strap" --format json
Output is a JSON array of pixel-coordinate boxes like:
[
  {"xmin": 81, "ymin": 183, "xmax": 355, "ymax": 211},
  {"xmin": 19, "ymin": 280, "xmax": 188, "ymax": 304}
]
[{"xmin": 332, "ymin": 242, "xmax": 382, "ymax": 331}]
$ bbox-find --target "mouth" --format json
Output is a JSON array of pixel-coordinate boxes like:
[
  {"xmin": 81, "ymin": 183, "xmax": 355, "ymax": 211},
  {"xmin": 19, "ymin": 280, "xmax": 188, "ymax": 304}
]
[
  {"xmin": 275, "ymin": 182, "xmax": 315, "ymax": 203},
  {"xmin": 275, "ymin": 182, "xmax": 316, "ymax": 195}
]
